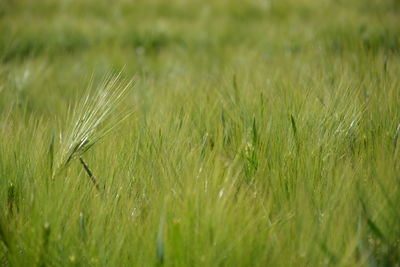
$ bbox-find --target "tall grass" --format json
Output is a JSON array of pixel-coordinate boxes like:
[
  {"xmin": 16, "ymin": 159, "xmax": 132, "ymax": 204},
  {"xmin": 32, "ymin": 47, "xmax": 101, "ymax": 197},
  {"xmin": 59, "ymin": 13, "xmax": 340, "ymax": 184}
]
[{"xmin": 0, "ymin": 0, "xmax": 399, "ymax": 266}]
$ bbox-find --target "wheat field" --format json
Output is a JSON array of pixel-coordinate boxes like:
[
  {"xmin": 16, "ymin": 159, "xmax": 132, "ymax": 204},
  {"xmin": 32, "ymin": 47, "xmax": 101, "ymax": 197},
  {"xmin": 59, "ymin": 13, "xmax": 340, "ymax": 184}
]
[{"xmin": 0, "ymin": 0, "xmax": 399, "ymax": 266}]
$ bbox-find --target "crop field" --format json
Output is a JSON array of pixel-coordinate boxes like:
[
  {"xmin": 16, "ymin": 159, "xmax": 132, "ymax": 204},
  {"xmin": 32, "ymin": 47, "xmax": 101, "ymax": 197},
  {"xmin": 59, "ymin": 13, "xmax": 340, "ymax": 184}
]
[{"xmin": 0, "ymin": 0, "xmax": 399, "ymax": 266}]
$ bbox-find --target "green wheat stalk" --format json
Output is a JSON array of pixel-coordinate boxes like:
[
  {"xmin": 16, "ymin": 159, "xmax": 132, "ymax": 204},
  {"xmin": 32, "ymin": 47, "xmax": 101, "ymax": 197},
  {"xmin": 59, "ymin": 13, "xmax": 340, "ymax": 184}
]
[{"xmin": 52, "ymin": 72, "xmax": 134, "ymax": 178}]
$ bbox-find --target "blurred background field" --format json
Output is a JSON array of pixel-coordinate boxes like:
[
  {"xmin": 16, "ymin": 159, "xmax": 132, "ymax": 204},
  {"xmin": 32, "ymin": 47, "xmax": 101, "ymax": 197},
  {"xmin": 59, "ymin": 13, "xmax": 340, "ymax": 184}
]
[{"xmin": 0, "ymin": 0, "xmax": 399, "ymax": 266}]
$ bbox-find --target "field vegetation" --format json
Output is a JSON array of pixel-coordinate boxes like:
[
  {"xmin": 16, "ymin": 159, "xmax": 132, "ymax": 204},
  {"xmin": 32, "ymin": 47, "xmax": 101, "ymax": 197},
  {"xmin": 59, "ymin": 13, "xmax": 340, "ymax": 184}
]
[{"xmin": 0, "ymin": 0, "xmax": 399, "ymax": 266}]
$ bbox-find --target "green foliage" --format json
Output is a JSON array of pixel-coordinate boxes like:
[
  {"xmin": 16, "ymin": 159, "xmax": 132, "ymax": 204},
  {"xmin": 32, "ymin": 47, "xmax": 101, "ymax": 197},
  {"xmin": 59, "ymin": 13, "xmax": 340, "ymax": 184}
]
[{"xmin": 0, "ymin": 0, "xmax": 399, "ymax": 266}]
